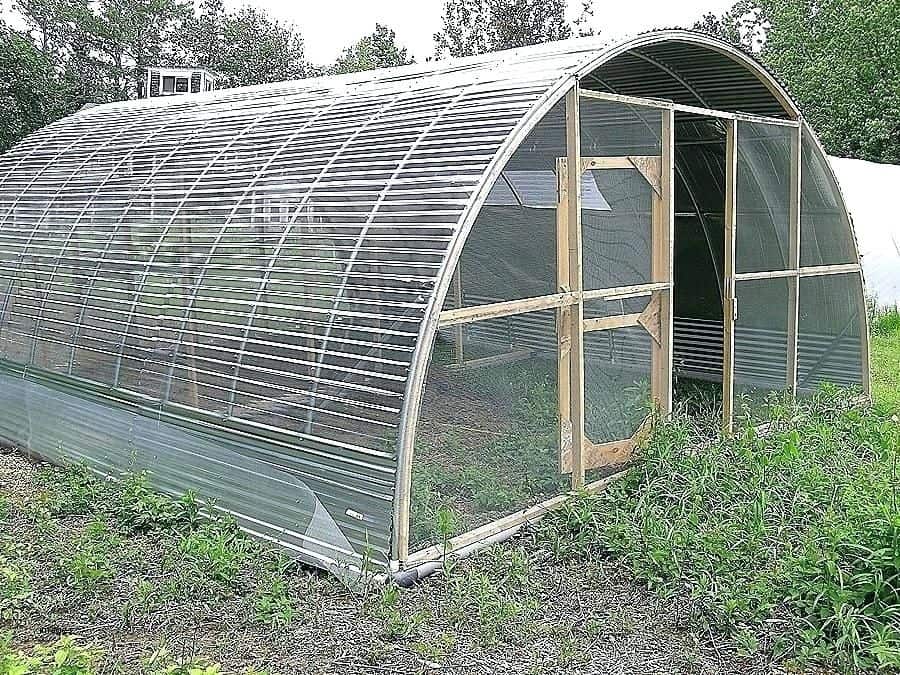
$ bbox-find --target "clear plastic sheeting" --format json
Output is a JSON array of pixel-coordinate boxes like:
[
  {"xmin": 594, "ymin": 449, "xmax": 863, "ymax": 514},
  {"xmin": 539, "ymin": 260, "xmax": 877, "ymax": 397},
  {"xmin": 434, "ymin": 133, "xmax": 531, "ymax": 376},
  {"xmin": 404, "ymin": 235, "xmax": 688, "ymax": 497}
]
[
  {"xmin": 827, "ymin": 154, "xmax": 900, "ymax": 308},
  {"xmin": 736, "ymin": 121, "xmax": 793, "ymax": 274},
  {"xmin": 410, "ymin": 310, "xmax": 563, "ymax": 551},
  {"xmin": 0, "ymin": 37, "xmax": 613, "ymax": 573},
  {"xmin": 797, "ymin": 273, "xmax": 864, "ymax": 394}
]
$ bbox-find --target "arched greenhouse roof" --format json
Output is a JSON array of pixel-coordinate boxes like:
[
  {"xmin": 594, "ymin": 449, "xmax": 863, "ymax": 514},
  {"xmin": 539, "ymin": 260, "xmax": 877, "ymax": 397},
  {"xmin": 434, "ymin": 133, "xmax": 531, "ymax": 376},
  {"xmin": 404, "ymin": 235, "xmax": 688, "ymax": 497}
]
[{"xmin": 0, "ymin": 31, "xmax": 865, "ymax": 577}]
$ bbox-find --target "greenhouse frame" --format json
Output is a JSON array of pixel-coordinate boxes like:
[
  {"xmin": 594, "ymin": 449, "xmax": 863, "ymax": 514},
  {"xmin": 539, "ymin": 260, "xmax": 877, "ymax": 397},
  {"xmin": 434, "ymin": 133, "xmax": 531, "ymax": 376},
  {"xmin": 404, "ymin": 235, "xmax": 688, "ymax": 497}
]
[{"xmin": 0, "ymin": 31, "xmax": 868, "ymax": 581}]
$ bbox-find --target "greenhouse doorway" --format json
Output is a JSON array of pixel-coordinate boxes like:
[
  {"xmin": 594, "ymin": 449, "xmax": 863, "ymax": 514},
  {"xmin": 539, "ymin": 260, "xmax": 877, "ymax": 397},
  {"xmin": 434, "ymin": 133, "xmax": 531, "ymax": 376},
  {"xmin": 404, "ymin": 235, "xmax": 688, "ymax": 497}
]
[{"xmin": 671, "ymin": 112, "xmax": 728, "ymax": 414}]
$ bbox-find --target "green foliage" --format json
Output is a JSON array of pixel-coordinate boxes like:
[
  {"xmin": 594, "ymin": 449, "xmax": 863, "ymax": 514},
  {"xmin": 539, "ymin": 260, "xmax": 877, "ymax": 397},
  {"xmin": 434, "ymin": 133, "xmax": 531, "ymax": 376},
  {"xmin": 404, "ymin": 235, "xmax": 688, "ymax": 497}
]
[
  {"xmin": 177, "ymin": 523, "xmax": 251, "ymax": 587},
  {"xmin": 185, "ymin": 1, "xmax": 307, "ymax": 88},
  {"xmin": 0, "ymin": 557, "xmax": 34, "ymax": 620},
  {"xmin": 0, "ymin": 634, "xmax": 103, "ymax": 675},
  {"xmin": 696, "ymin": 1, "xmax": 900, "ymax": 163},
  {"xmin": 330, "ymin": 24, "xmax": 413, "ymax": 75},
  {"xmin": 872, "ymin": 313, "xmax": 900, "ymax": 414},
  {"xmin": 145, "ymin": 648, "xmax": 269, "ymax": 675},
  {"xmin": 113, "ymin": 476, "xmax": 202, "ymax": 534},
  {"xmin": 539, "ymin": 391, "xmax": 900, "ymax": 669},
  {"xmin": 251, "ymin": 575, "xmax": 294, "ymax": 627},
  {"xmin": 61, "ymin": 519, "xmax": 120, "ymax": 589},
  {"xmin": 433, "ymin": 0, "xmax": 579, "ymax": 58}
]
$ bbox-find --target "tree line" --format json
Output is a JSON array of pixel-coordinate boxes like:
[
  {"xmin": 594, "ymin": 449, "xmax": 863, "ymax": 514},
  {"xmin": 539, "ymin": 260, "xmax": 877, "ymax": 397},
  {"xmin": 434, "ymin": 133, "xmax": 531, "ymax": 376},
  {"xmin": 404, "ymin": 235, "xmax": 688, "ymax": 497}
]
[{"xmin": 1, "ymin": 0, "xmax": 898, "ymax": 164}]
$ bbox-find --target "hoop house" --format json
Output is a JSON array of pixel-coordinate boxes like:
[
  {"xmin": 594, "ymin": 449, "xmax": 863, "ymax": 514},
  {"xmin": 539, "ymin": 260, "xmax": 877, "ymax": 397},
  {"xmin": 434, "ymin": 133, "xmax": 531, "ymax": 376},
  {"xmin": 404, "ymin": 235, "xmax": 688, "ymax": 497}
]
[{"xmin": 0, "ymin": 31, "xmax": 868, "ymax": 581}]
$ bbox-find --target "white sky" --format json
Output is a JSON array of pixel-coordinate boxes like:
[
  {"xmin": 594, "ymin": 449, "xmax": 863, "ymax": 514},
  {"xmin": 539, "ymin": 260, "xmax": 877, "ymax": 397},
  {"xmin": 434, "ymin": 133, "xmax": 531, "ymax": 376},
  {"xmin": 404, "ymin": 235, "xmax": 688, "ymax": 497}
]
[
  {"xmin": 247, "ymin": 0, "xmax": 737, "ymax": 65},
  {"xmin": 2, "ymin": 0, "xmax": 738, "ymax": 66}
]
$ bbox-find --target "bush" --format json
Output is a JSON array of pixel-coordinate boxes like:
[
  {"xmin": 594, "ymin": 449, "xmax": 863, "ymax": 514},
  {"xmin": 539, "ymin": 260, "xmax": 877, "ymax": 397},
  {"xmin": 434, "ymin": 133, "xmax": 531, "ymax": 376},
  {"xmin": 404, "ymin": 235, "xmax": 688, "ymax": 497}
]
[{"xmin": 539, "ymin": 389, "xmax": 900, "ymax": 671}]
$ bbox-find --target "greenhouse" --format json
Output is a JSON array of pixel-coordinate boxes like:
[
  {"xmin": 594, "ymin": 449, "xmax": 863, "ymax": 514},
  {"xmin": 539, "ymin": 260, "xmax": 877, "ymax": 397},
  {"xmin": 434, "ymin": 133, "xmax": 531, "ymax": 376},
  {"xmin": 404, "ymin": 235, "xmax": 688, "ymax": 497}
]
[{"xmin": 0, "ymin": 30, "xmax": 868, "ymax": 581}]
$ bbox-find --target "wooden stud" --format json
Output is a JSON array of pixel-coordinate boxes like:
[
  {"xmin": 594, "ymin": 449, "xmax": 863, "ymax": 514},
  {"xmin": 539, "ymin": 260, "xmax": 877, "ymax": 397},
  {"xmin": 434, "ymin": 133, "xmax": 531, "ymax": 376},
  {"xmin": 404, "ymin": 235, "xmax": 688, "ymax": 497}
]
[
  {"xmin": 452, "ymin": 266, "xmax": 464, "ymax": 366},
  {"xmin": 438, "ymin": 291, "xmax": 578, "ymax": 327},
  {"xmin": 652, "ymin": 107, "xmax": 675, "ymax": 415},
  {"xmin": 565, "ymin": 86, "xmax": 585, "ymax": 490},
  {"xmin": 556, "ymin": 156, "xmax": 573, "ymax": 473},
  {"xmin": 787, "ymin": 125, "xmax": 801, "ymax": 394},
  {"xmin": 582, "ymin": 281, "xmax": 670, "ymax": 302},
  {"xmin": 577, "ymin": 88, "xmax": 801, "ymax": 128},
  {"xmin": 722, "ymin": 119, "xmax": 738, "ymax": 434}
]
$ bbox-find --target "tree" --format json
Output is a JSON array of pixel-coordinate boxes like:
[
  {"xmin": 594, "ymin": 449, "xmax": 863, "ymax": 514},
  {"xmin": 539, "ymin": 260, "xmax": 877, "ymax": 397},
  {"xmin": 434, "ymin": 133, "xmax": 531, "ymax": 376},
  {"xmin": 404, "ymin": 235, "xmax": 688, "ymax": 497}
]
[
  {"xmin": 692, "ymin": 0, "xmax": 765, "ymax": 52},
  {"xmin": 0, "ymin": 20, "xmax": 62, "ymax": 153},
  {"xmin": 695, "ymin": 0, "xmax": 900, "ymax": 163},
  {"xmin": 93, "ymin": 0, "xmax": 192, "ymax": 100},
  {"xmin": 183, "ymin": 3, "xmax": 307, "ymax": 88},
  {"xmin": 433, "ymin": 0, "xmax": 580, "ymax": 58},
  {"xmin": 331, "ymin": 23, "xmax": 413, "ymax": 75}
]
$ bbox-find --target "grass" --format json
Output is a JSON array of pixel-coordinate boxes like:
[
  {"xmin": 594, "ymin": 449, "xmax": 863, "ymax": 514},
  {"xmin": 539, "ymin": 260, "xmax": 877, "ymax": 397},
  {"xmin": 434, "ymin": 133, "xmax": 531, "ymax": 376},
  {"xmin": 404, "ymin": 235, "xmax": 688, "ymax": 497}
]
[
  {"xmin": 539, "ymin": 384, "xmax": 900, "ymax": 672},
  {"xmin": 872, "ymin": 308, "xmax": 900, "ymax": 413}
]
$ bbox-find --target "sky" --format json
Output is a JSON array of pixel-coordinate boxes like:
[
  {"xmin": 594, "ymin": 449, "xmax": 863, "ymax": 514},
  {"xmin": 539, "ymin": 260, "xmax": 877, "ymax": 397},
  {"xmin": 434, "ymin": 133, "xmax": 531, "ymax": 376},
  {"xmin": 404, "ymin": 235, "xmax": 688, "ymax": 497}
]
[
  {"xmin": 225, "ymin": 0, "xmax": 738, "ymax": 66},
  {"xmin": 2, "ymin": 0, "xmax": 738, "ymax": 66}
]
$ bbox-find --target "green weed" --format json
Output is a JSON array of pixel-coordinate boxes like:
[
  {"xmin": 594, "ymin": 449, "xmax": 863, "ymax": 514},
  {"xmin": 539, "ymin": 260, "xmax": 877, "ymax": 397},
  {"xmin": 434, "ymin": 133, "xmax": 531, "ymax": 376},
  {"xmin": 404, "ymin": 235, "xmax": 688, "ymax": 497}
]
[
  {"xmin": 539, "ymin": 390, "xmax": 900, "ymax": 670},
  {"xmin": 0, "ymin": 634, "xmax": 103, "ymax": 675},
  {"xmin": 252, "ymin": 576, "xmax": 294, "ymax": 627},
  {"xmin": 0, "ymin": 558, "xmax": 34, "ymax": 619}
]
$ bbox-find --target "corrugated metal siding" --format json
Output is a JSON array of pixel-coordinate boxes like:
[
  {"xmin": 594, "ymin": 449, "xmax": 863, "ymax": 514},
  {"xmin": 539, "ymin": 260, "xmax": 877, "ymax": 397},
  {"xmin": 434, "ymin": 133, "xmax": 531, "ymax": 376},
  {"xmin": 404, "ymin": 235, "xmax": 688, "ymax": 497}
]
[{"xmin": 0, "ymin": 31, "xmax": 812, "ymax": 573}]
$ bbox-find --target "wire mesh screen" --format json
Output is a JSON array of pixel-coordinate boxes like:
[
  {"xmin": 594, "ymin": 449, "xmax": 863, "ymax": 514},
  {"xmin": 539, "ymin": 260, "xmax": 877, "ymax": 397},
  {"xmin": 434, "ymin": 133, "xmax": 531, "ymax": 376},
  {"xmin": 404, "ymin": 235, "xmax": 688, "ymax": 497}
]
[
  {"xmin": 410, "ymin": 310, "xmax": 563, "ymax": 551},
  {"xmin": 580, "ymin": 98, "xmax": 662, "ymax": 156},
  {"xmin": 797, "ymin": 273, "xmax": 864, "ymax": 394},
  {"xmin": 799, "ymin": 127, "xmax": 859, "ymax": 267},
  {"xmin": 735, "ymin": 121, "xmax": 793, "ymax": 274},
  {"xmin": 734, "ymin": 277, "xmax": 790, "ymax": 409},
  {"xmin": 583, "ymin": 168, "xmax": 653, "ymax": 290}
]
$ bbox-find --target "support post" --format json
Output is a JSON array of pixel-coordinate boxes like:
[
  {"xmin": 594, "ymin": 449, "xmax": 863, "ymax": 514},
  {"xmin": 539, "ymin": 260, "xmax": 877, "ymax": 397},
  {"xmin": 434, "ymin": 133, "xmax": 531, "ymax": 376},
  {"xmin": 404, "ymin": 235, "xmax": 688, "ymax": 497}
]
[
  {"xmin": 650, "ymin": 107, "xmax": 675, "ymax": 415},
  {"xmin": 722, "ymin": 119, "xmax": 738, "ymax": 434},
  {"xmin": 787, "ymin": 125, "xmax": 801, "ymax": 394},
  {"xmin": 565, "ymin": 86, "xmax": 585, "ymax": 488}
]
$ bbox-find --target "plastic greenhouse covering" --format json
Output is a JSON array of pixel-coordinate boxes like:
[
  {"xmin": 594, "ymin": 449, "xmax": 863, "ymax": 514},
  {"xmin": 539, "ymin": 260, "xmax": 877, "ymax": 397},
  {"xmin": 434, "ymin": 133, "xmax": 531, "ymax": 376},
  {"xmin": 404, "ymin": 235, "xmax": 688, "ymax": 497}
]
[{"xmin": 0, "ymin": 31, "xmax": 870, "ymax": 580}]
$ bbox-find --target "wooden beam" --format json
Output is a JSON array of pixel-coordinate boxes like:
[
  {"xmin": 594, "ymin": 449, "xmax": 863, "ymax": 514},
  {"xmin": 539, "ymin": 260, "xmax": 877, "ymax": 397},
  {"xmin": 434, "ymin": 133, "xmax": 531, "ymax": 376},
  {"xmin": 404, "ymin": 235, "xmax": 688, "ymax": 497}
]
[
  {"xmin": 452, "ymin": 267, "xmax": 464, "ymax": 366},
  {"xmin": 787, "ymin": 125, "xmax": 801, "ymax": 394},
  {"xmin": 629, "ymin": 156, "xmax": 662, "ymax": 196},
  {"xmin": 582, "ymin": 312, "xmax": 642, "ymax": 333},
  {"xmin": 576, "ymin": 88, "xmax": 801, "ymax": 127},
  {"xmin": 404, "ymin": 471, "xmax": 622, "ymax": 567},
  {"xmin": 652, "ymin": 107, "xmax": 675, "ymax": 415},
  {"xmin": 582, "ymin": 281, "xmax": 670, "ymax": 302},
  {"xmin": 556, "ymin": 156, "xmax": 573, "ymax": 475},
  {"xmin": 799, "ymin": 263, "xmax": 861, "ymax": 277},
  {"xmin": 561, "ymin": 437, "xmax": 635, "ymax": 473},
  {"xmin": 565, "ymin": 86, "xmax": 585, "ymax": 490},
  {"xmin": 722, "ymin": 119, "xmax": 738, "ymax": 435},
  {"xmin": 438, "ymin": 291, "xmax": 577, "ymax": 327}
]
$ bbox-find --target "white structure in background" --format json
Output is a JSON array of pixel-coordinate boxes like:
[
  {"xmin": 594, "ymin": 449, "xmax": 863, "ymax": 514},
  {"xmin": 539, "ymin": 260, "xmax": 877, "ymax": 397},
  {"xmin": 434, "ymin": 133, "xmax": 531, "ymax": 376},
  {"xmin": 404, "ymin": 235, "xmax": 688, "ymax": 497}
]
[
  {"xmin": 829, "ymin": 156, "xmax": 900, "ymax": 309},
  {"xmin": 141, "ymin": 67, "xmax": 218, "ymax": 99}
]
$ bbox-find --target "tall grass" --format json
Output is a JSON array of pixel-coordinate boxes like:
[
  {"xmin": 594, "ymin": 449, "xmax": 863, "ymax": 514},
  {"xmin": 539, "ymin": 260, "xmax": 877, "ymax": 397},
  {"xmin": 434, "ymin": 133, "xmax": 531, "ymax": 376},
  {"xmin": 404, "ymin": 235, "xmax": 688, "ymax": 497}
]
[{"xmin": 541, "ymin": 389, "xmax": 900, "ymax": 671}]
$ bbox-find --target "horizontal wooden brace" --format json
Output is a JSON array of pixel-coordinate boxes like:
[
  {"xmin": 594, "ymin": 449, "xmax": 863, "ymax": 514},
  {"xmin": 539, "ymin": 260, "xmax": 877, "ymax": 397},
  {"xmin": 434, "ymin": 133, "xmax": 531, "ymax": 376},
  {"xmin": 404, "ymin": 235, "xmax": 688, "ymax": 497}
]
[
  {"xmin": 583, "ymin": 312, "xmax": 642, "ymax": 333},
  {"xmin": 800, "ymin": 263, "xmax": 861, "ymax": 278},
  {"xmin": 734, "ymin": 263, "xmax": 860, "ymax": 282},
  {"xmin": 438, "ymin": 292, "xmax": 578, "ymax": 327},
  {"xmin": 582, "ymin": 281, "xmax": 670, "ymax": 301},
  {"xmin": 577, "ymin": 88, "xmax": 800, "ymax": 127}
]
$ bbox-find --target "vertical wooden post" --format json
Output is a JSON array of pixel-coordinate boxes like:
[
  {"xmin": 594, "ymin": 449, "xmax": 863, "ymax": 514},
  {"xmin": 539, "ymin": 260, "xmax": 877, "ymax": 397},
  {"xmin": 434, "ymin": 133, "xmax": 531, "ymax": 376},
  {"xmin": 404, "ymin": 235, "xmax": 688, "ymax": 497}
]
[
  {"xmin": 787, "ymin": 125, "xmax": 801, "ymax": 395},
  {"xmin": 650, "ymin": 108, "xmax": 675, "ymax": 416},
  {"xmin": 565, "ymin": 86, "xmax": 585, "ymax": 489},
  {"xmin": 452, "ymin": 266, "xmax": 464, "ymax": 366},
  {"xmin": 556, "ymin": 158, "xmax": 573, "ymax": 473},
  {"xmin": 722, "ymin": 119, "xmax": 738, "ymax": 434}
]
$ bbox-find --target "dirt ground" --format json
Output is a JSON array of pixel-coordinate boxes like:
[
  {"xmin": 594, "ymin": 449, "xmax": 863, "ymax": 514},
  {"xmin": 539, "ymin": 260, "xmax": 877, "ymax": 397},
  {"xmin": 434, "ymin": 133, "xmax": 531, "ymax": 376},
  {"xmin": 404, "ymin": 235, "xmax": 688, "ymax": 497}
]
[{"xmin": 1, "ymin": 449, "xmax": 818, "ymax": 675}]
